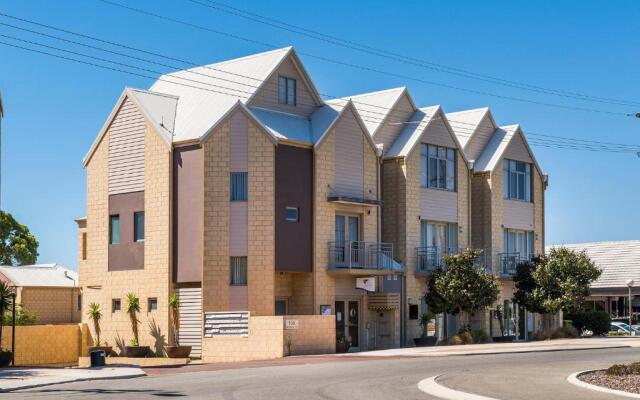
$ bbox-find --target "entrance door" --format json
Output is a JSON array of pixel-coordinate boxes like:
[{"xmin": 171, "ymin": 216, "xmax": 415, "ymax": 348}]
[
  {"xmin": 335, "ymin": 214, "xmax": 361, "ymax": 267},
  {"xmin": 335, "ymin": 300, "xmax": 360, "ymax": 350}
]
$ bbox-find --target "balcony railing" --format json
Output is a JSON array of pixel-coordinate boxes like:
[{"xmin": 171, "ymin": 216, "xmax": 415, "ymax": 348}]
[
  {"xmin": 417, "ymin": 247, "xmax": 491, "ymax": 275},
  {"xmin": 328, "ymin": 241, "xmax": 396, "ymax": 271},
  {"xmin": 498, "ymin": 252, "xmax": 539, "ymax": 277}
]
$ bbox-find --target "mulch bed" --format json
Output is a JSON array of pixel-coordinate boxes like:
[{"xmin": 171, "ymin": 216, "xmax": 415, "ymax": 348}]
[{"xmin": 579, "ymin": 370, "xmax": 640, "ymax": 394}]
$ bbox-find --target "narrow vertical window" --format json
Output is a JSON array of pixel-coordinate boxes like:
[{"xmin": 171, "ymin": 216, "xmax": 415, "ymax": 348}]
[
  {"xmin": 148, "ymin": 297, "xmax": 158, "ymax": 312},
  {"xmin": 423, "ymin": 144, "xmax": 456, "ymax": 191},
  {"xmin": 109, "ymin": 215, "xmax": 120, "ymax": 245},
  {"xmin": 112, "ymin": 298, "xmax": 121, "ymax": 313},
  {"xmin": 230, "ymin": 172, "xmax": 248, "ymax": 201},
  {"xmin": 77, "ymin": 294, "xmax": 82, "ymax": 311},
  {"xmin": 81, "ymin": 232, "xmax": 87, "ymax": 260},
  {"xmin": 134, "ymin": 212, "xmax": 145, "ymax": 242},
  {"xmin": 278, "ymin": 76, "xmax": 296, "ymax": 106},
  {"xmin": 420, "ymin": 144, "xmax": 428, "ymax": 187},
  {"xmin": 504, "ymin": 159, "xmax": 532, "ymax": 201},
  {"xmin": 230, "ymin": 256, "xmax": 248, "ymax": 285}
]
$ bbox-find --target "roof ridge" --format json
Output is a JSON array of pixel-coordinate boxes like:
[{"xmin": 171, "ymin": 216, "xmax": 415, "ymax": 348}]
[
  {"xmin": 447, "ymin": 107, "xmax": 490, "ymax": 115},
  {"xmin": 127, "ymin": 87, "xmax": 180, "ymax": 100},
  {"xmin": 345, "ymin": 86, "xmax": 406, "ymax": 99}
]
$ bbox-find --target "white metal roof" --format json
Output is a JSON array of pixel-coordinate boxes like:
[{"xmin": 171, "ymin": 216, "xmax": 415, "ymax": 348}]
[
  {"xmin": 0, "ymin": 264, "xmax": 78, "ymax": 287},
  {"xmin": 474, "ymin": 124, "xmax": 542, "ymax": 174},
  {"xmin": 446, "ymin": 107, "xmax": 496, "ymax": 148},
  {"xmin": 385, "ymin": 105, "xmax": 440, "ymax": 158},
  {"xmin": 249, "ymin": 107, "xmax": 313, "ymax": 145},
  {"xmin": 547, "ymin": 241, "xmax": 640, "ymax": 290}
]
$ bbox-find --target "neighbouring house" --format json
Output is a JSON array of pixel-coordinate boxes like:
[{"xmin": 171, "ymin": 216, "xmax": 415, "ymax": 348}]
[
  {"xmin": 77, "ymin": 46, "xmax": 549, "ymax": 360},
  {"xmin": 548, "ymin": 241, "xmax": 640, "ymax": 321},
  {"xmin": 447, "ymin": 107, "xmax": 551, "ymax": 340},
  {"xmin": 0, "ymin": 263, "xmax": 80, "ymax": 324}
]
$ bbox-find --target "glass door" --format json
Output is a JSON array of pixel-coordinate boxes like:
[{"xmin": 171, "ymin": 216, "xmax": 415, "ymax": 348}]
[
  {"xmin": 335, "ymin": 214, "xmax": 361, "ymax": 268},
  {"xmin": 335, "ymin": 300, "xmax": 360, "ymax": 351}
]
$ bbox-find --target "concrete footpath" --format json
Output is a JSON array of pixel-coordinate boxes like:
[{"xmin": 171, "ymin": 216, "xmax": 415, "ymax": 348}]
[
  {"xmin": 0, "ymin": 367, "xmax": 145, "ymax": 392},
  {"xmin": 344, "ymin": 336, "xmax": 640, "ymax": 357}
]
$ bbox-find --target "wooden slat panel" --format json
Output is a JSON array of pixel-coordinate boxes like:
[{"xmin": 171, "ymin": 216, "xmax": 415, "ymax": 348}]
[
  {"xmin": 367, "ymin": 293, "xmax": 401, "ymax": 309},
  {"xmin": 108, "ymin": 97, "xmax": 145, "ymax": 195},
  {"xmin": 177, "ymin": 287, "xmax": 202, "ymax": 357},
  {"xmin": 334, "ymin": 108, "xmax": 364, "ymax": 198}
]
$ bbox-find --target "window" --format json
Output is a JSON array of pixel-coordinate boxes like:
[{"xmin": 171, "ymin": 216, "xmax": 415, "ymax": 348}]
[
  {"xmin": 112, "ymin": 298, "xmax": 121, "ymax": 313},
  {"xmin": 81, "ymin": 232, "xmax": 87, "ymax": 260},
  {"xmin": 77, "ymin": 294, "xmax": 82, "ymax": 311},
  {"xmin": 275, "ymin": 299, "xmax": 287, "ymax": 316},
  {"xmin": 504, "ymin": 229, "xmax": 534, "ymax": 259},
  {"xmin": 409, "ymin": 304, "xmax": 419, "ymax": 320},
  {"xmin": 230, "ymin": 172, "xmax": 248, "ymax": 201},
  {"xmin": 285, "ymin": 207, "xmax": 299, "ymax": 222},
  {"xmin": 420, "ymin": 144, "xmax": 455, "ymax": 190},
  {"xmin": 230, "ymin": 256, "xmax": 247, "ymax": 285},
  {"xmin": 503, "ymin": 159, "xmax": 532, "ymax": 201},
  {"xmin": 278, "ymin": 76, "xmax": 296, "ymax": 106},
  {"xmin": 134, "ymin": 212, "xmax": 145, "ymax": 242},
  {"xmin": 148, "ymin": 297, "xmax": 157, "ymax": 312},
  {"xmin": 420, "ymin": 221, "xmax": 457, "ymax": 252},
  {"xmin": 109, "ymin": 215, "xmax": 120, "ymax": 244}
]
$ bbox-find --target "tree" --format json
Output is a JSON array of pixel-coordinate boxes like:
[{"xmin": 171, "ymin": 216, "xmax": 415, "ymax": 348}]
[
  {"xmin": 169, "ymin": 293, "xmax": 180, "ymax": 346},
  {"xmin": 0, "ymin": 281, "xmax": 14, "ymax": 351},
  {"xmin": 88, "ymin": 303, "xmax": 102, "ymax": 346},
  {"xmin": 0, "ymin": 211, "xmax": 39, "ymax": 266},
  {"xmin": 425, "ymin": 249, "xmax": 499, "ymax": 326},
  {"xmin": 126, "ymin": 293, "xmax": 140, "ymax": 346},
  {"xmin": 514, "ymin": 247, "xmax": 601, "ymax": 315}
]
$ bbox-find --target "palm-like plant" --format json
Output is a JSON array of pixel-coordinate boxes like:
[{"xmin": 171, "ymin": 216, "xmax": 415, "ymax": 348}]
[
  {"xmin": 126, "ymin": 293, "xmax": 140, "ymax": 346},
  {"xmin": 0, "ymin": 282, "xmax": 14, "ymax": 351},
  {"xmin": 168, "ymin": 293, "xmax": 180, "ymax": 346},
  {"xmin": 87, "ymin": 302, "xmax": 102, "ymax": 346}
]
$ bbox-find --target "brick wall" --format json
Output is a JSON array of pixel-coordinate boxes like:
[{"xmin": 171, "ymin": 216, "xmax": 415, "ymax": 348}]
[
  {"xmin": 20, "ymin": 287, "xmax": 80, "ymax": 324},
  {"xmin": 284, "ymin": 315, "xmax": 335, "ymax": 355},
  {"xmin": 533, "ymin": 166, "xmax": 545, "ymax": 253},
  {"xmin": 81, "ymin": 110, "xmax": 172, "ymax": 352},
  {"xmin": 1, "ymin": 324, "xmax": 84, "ymax": 366},
  {"xmin": 202, "ymin": 316, "xmax": 284, "ymax": 362}
]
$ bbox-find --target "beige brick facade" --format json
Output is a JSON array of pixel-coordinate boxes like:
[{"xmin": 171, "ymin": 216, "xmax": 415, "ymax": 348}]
[
  {"xmin": 81, "ymin": 99, "xmax": 172, "ymax": 352},
  {"xmin": 18, "ymin": 287, "xmax": 80, "ymax": 324}
]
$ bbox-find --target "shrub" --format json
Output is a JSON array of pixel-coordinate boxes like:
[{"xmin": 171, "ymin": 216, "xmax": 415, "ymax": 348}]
[
  {"xmin": 471, "ymin": 329, "xmax": 491, "ymax": 343},
  {"xmin": 448, "ymin": 335, "xmax": 464, "ymax": 345},
  {"xmin": 569, "ymin": 310, "xmax": 611, "ymax": 336},
  {"xmin": 461, "ymin": 331, "xmax": 475, "ymax": 344},
  {"xmin": 607, "ymin": 362, "xmax": 640, "ymax": 376},
  {"xmin": 552, "ymin": 324, "xmax": 578, "ymax": 339},
  {"xmin": 532, "ymin": 330, "xmax": 551, "ymax": 341}
]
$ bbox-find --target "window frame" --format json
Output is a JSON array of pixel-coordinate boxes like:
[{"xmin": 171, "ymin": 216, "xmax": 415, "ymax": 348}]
[
  {"xmin": 134, "ymin": 211, "xmax": 145, "ymax": 242},
  {"xmin": 285, "ymin": 206, "xmax": 299, "ymax": 222},
  {"xmin": 112, "ymin": 298, "xmax": 121, "ymax": 313},
  {"xmin": 147, "ymin": 297, "xmax": 158, "ymax": 312},
  {"xmin": 503, "ymin": 159, "xmax": 532, "ymax": 202},
  {"xmin": 230, "ymin": 256, "xmax": 248, "ymax": 286},
  {"xmin": 230, "ymin": 172, "xmax": 248, "ymax": 201},
  {"xmin": 81, "ymin": 232, "xmax": 87, "ymax": 260},
  {"xmin": 278, "ymin": 76, "xmax": 297, "ymax": 106},
  {"xmin": 109, "ymin": 215, "xmax": 120, "ymax": 245},
  {"xmin": 420, "ymin": 144, "xmax": 456, "ymax": 191}
]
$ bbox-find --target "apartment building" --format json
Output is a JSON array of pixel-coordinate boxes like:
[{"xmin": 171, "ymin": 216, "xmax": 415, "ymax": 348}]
[
  {"xmin": 447, "ymin": 107, "xmax": 548, "ymax": 339},
  {"xmin": 78, "ymin": 47, "xmax": 548, "ymax": 358}
]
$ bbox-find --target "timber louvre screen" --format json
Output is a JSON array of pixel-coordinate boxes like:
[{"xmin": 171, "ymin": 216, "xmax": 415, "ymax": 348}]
[{"xmin": 177, "ymin": 287, "xmax": 202, "ymax": 357}]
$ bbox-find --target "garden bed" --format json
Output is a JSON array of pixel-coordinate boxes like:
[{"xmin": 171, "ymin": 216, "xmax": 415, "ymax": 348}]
[
  {"xmin": 578, "ymin": 370, "xmax": 640, "ymax": 394},
  {"xmin": 78, "ymin": 356, "xmax": 190, "ymax": 368}
]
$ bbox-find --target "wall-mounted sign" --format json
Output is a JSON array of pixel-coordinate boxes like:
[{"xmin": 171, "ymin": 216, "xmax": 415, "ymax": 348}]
[
  {"xmin": 285, "ymin": 319, "xmax": 299, "ymax": 330},
  {"xmin": 320, "ymin": 305, "xmax": 332, "ymax": 316},
  {"xmin": 356, "ymin": 277, "xmax": 376, "ymax": 292}
]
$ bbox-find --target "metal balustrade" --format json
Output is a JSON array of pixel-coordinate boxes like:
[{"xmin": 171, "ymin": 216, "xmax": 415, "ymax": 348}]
[{"xmin": 328, "ymin": 241, "xmax": 397, "ymax": 271}]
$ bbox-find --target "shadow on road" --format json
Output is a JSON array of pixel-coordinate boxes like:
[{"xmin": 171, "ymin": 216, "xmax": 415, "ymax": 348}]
[{"xmin": 19, "ymin": 388, "xmax": 186, "ymax": 397}]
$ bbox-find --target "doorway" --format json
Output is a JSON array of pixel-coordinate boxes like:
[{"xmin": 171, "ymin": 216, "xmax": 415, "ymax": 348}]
[
  {"xmin": 335, "ymin": 300, "xmax": 360, "ymax": 350},
  {"xmin": 335, "ymin": 214, "xmax": 361, "ymax": 267}
]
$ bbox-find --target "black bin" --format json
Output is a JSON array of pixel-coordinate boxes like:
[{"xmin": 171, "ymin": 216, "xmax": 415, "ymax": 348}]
[{"xmin": 90, "ymin": 350, "xmax": 106, "ymax": 367}]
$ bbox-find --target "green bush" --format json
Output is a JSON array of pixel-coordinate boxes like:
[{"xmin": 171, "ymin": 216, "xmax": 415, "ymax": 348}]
[
  {"xmin": 461, "ymin": 331, "xmax": 475, "ymax": 344},
  {"xmin": 552, "ymin": 324, "xmax": 578, "ymax": 339},
  {"xmin": 569, "ymin": 310, "xmax": 611, "ymax": 336},
  {"xmin": 607, "ymin": 362, "xmax": 640, "ymax": 376},
  {"xmin": 448, "ymin": 335, "xmax": 464, "ymax": 345},
  {"xmin": 471, "ymin": 329, "xmax": 491, "ymax": 343}
]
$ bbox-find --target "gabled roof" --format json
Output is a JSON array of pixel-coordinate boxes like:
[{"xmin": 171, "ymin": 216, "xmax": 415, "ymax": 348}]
[
  {"xmin": 150, "ymin": 47, "xmax": 322, "ymax": 143},
  {"xmin": 200, "ymin": 100, "xmax": 278, "ymax": 144},
  {"xmin": 83, "ymin": 88, "xmax": 176, "ymax": 166},
  {"xmin": 446, "ymin": 107, "xmax": 497, "ymax": 148},
  {"xmin": 314, "ymin": 99, "xmax": 381, "ymax": 155},
  {"xmin": 338, "ymin": 87, "xmax": 416, "ymax": 138},
  {"xmin": 474, "ymin": 124, "xmax": 542, "ymax": 174},
  {"xmin": 547, "ymin": 241, "xmax": 640, "ymax": 290},
  {"xmin": 249, "ymin": 106, "xmax": 313, "ymax": 145},
  {"xmin": 0, "ymin": 264, "xmax": 78, "ymax": 287}
]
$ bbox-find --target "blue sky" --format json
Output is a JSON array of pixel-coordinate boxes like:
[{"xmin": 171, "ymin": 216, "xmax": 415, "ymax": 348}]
[{"xmin": 0, "ymin": 1, "xmax": 638, "ymax": 270}]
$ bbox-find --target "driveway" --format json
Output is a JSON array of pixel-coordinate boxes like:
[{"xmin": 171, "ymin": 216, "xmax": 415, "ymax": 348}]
[{"xmin": 5, "ymin": 347, "xmax": 640, "ymax": 399}]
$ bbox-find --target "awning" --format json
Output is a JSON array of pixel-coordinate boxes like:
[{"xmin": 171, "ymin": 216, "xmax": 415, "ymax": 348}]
[{"xmin": 327, "ymin": 195, "xmax": 382, "ymax": 207}]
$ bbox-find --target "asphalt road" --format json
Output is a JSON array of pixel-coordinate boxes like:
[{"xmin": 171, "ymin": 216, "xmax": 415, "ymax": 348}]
[{"xmin": 7, "ymin": 348, "xmax": 640, "ymax": 399}]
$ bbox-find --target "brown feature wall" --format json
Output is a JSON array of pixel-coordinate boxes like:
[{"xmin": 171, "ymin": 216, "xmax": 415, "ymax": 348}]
[
  {"xmin": 173, "ymin": 145, "xmax": 203, "ymax": 283},
  {"xmin": 275, "ymin": 144, "xmax": 313, "ymax": 272},
  {"xmin": 108, "ymin": 191, "xmax": 144, "ymax": 271}
]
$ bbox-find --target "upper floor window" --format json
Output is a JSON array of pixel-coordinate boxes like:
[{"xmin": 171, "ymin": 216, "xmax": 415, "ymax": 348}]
[
  {"xmin": 420, "ymin": 144, "xmax": 455, "ymax": 191},
  {"xmin": 81, "ymin": 232, "xmax": 87, "ymax": 260},
  {"xmin": 278, "ymin": 76, "xmax": 296, "ymax": 106},
  {"xmin": 285, "ymin": 207, "xmax": 299, "ymax": 222},
  {"xmin": 230, "ymin": 172, "xmax": 248, "ymax": 201},
  {"xmin": 503, "ymin": 159, "xmax": 531, "ymax": 202},
  {"xmin": 109, "ymin": 215, "xmax": 120, "ymax": 244},
  {"xmin": 504, "ymin": 229, "xmax": 534, "ymax": 259},
  {"xmin": 134, "ymin": 212, "xmax": 145, "ymax": 242},
  {"xmin": 230, "ymin": 256, "xmax": 248, "ymax": 286}
]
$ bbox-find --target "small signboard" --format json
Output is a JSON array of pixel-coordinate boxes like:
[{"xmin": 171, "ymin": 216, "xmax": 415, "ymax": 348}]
[
  {"xmin": 285, "ymin": 319, "xmax": 299, "ymax": 330},
  {"xmin": 356, "ymin": 277, "xmax": 376, "ymax": 292}
]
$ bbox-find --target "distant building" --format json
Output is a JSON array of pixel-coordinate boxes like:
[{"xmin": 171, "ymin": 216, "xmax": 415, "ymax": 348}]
[
  {"xmin": 0, "ymin": 263, "xmax": 80, "ymax": 324},
  {"xmin": 548, "ymin": 241, "xmax": 640, "ymax": 319}
]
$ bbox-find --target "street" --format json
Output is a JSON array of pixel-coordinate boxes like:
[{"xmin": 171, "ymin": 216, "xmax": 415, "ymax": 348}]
[{"xmin": 6, "ymin": 348, "xmax": 640, "ymax": 399}]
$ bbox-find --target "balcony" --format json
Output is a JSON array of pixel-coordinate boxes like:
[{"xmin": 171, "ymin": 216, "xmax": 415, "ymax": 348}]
[
  {"xmin": 416, "ymin": 247, "xmax": 491, "ymax": 275},
  {"xmin": 328, "ymin": 241, "xmax": 399, "ymax": 274},
  {"xmin": 499, "ymin": 252, "xmax": 530, "ymax": 277}
]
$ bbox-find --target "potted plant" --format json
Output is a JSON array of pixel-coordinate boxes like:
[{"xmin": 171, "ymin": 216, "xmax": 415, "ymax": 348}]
[
  {"xmin": 336, "ymin": 333, "xmax": 350, "ymax": 353},
  {"xmin": 165, "ymin": 293, "xmax": 192, "ymax": 358},
  {"xmin": 413, "ymin": 311, "xmax": 437, "ymax": 346},
  {"xmin": 0, "ymin": 282, "xmax": 14, "ymax": 366},
  {"xmin": 124, "ymin": 293, "xmax": 150, "ymax": 358},
  {"xmin": 87, "ymin": 302, "xmax": 112, "ymax": 355}
]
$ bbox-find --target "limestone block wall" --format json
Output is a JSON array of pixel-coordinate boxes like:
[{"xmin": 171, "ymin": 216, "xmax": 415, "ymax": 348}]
[
  {"xmin": 533, "ymin": 167, "xmax": 545, "ymax": 254},
  {"xmin": 456, "ymin": 152, "xmax": 470, "ymax": 249},
  {"xmin": 81, "ymin": 113, "xmax": 172, "ymax": 352},
  {"xmin": 284, "ymin": 315, "xmax": 335, "ymax": 355},
  {"xmin": 19, "ymin": 287, "xmax": 80, "ymax": 324},
  {"xmin": 1, "ymin": 324, "xmax": 85, "ymax": 366},
  {"xmin": 404, "ymin": 149, "xmax": 423, "ymax": 344}
]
